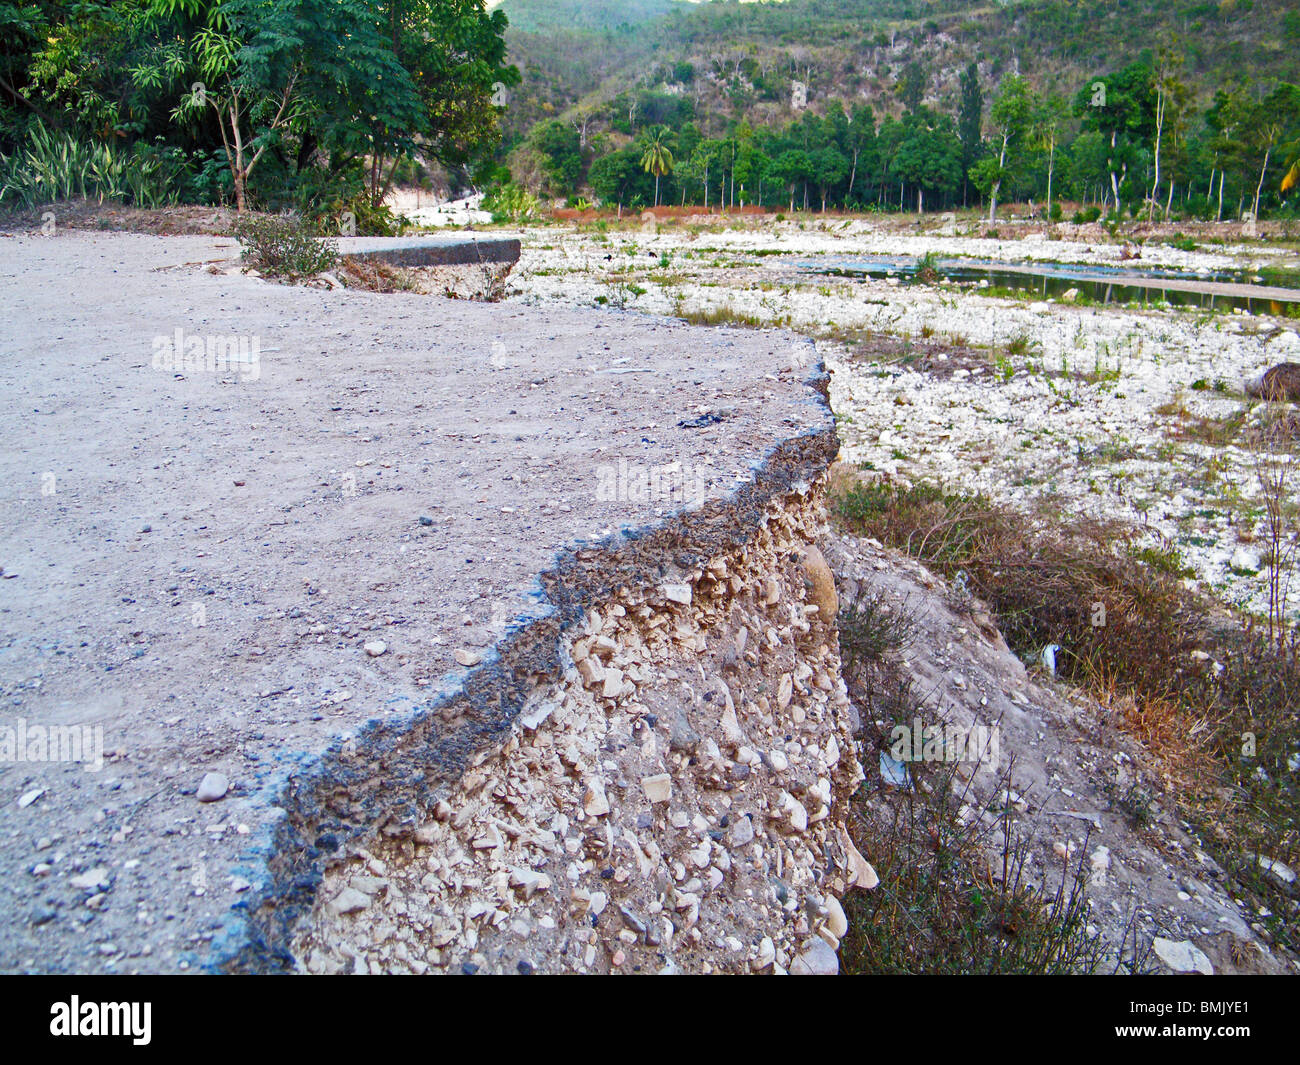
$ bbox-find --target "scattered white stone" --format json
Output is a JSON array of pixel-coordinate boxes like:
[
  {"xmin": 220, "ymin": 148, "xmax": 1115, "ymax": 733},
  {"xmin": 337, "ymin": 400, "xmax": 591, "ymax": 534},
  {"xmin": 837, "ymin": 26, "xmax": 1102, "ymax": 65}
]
[
  {"xmin": 196, "ymin": 772, "xmax": 229, "ymax": 803},
  {"xmin": 509, "ymin": 867, "xmax": 550, "ymax": 899},
  {"xmin": 583, "ymin": 780, "xmax": 611, "ymax": 817},
  {"xmin": 364, "ymin": 640, "xmax": 387, "ymax": 657},
  {"xmin": 825, "ymin": 895, "xmax": 848, "ymax": 939},
  {"xmin": 17, "ymin": 788, "xmax": 44, "ymax": 809},
  {"xmin": 1089, "ymin": 845, "xmax": 1110, "ymax": 887},
  {"xmin": 454, "ymin": 648, "xmax": 482, "ymax": 667},
  {"xmin": 1230, "ymin": 547, "xmax": 1261, "ymax": 574},
  {"xmin": 69, "ymin": 867, "xmax": 109, "ymax": 891},
  {"xmin": 1257, "ymin": 855, "xmax": 1296, "ymax": 886}
]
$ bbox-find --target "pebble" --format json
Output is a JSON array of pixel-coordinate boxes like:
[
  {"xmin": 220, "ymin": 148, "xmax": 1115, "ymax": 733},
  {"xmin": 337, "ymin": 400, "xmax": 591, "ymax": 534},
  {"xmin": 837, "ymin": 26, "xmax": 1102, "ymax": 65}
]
[
  {"xmin": 825, "ymin": 895, "xmax": 848, "ymax": 939},
  {"xmin": 728, "ymin": 816, "xmax": 755, "ymax": 848},
  {"xmin": 69, "ymin": 867, "xmax": 109, "ymax": 891},
  {"xmin": 454, "ymin": 648, "xmax": 481, "ymax": 667},
  {"xmin": 641, "ymin": 774, "xmax": 672, "ymax": 804},
  {"xmin": 364, "ymin": 640, "xmax": 387, "ymax": 657},
  {"xmin": 583, "ymin": 780, "xmax": 611, "ymax": 818},
  {"xmin": 661, "ymin": 583, "xmax": 692, "ymax": 605},
  {"xmin": 196, "ymin": 772, "xmax": 229, "ymax": 803}
]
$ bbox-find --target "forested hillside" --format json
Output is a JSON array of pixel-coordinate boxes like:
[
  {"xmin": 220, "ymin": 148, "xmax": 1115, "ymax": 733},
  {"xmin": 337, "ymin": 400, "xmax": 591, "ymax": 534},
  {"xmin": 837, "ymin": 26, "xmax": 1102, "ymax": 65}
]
[{"xmin": 496, "ymin": 0, "xmax": 1300, "ymax": 220}]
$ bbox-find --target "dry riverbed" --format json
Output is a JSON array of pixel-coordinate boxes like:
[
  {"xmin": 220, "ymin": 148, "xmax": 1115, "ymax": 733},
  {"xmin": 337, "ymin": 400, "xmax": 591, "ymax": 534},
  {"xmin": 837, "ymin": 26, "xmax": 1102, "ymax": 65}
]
[{"xmin": 502, "ymin": 214, "xmax": 1300, "ymax": 625}]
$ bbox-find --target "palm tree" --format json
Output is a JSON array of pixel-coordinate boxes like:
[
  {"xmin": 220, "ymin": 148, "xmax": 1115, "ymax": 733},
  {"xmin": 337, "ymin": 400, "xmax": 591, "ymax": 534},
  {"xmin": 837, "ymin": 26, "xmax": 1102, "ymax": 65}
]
[{"xmin": 639, "ymin": 126, "xmax": 674, "ymax": 207}]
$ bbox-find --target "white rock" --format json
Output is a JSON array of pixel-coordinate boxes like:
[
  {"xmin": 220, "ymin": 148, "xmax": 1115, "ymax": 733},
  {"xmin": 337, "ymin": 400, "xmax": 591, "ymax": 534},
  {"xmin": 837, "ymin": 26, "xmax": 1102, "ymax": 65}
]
[
  {"xmin": 641, "ymin": 774, "xmax": 672, "ymax": 804},
  {"xmin": 17, "ymin": 788, "xmax": 44, "ymax": 809},
  {"xmin": 790, "ymin": 938, "xmax": 839, "ymax": 975},
  {"xmin": 509, "ymin": 867, "xmax": 550, "ymax": 899},
  {"xmin": 69, "ymin": 867, "xmax": 109, "ymax": 891},
  {"xmin": 1257, "ymin": 855, "xmax": 1297, "ymax": 885},
  {"xmin": 329, "ymin": 887, "xmax": 371, "ymax": 916},
  {"xmin": 364, "ymin": 640, "xmax": 387, "ymax": 657},
  {"xmin": 1230, "ymin": 547, "xmax": 1260, "ymax": 574},
  {"xmin": 584, "ymin": 780, "xmax": 611, "ymax": 817},
  {"xmin": 662, "ymin": 583, "xmax": 692, "ymax": 605},
  {"xmin": 454, "ymin": 648, "xmax": 482, "ymax": 667},
  {"xmin": 843, "ymin": 832, "xmax": 879, "ymax": 890},
  {"xmin": 1089, "ymin": 845, "xmax": 1110, "ymax": 886},
  {"xmin": 825, "ymin": 895, "xmax": 848, "ymax": 939},
  {"xmin": 728, "ymin": 815, "xmax": 755, "ymax": 847},
  {"xmin": 602, "ymin": 668, "xmax": 626, "ymax": 699},
  {"xmin": 196, "ymin": 772, "xmax": 229, "ymax": 803},
  {"xmin": 782, "ymin": 791, "xmax": 808, "ymax": 833},
  {"xmin": 1152, "ymin": 937, "xmax": 1213, "ymax": 975}
]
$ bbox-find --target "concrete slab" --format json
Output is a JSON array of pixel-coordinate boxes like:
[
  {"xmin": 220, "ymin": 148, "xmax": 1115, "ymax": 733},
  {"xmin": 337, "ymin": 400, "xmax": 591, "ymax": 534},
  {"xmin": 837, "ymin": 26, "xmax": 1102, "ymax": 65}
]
[{"xmin": 337, "ymin": 233, "xmax": 520, "ymax": 268}]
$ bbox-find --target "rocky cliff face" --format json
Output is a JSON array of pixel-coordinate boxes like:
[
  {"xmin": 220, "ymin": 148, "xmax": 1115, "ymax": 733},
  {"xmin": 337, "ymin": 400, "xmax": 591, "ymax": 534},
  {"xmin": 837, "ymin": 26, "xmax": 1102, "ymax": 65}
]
[{"xmin": 290, "ymin": 470, "xmax": 876, "ymax": 974}]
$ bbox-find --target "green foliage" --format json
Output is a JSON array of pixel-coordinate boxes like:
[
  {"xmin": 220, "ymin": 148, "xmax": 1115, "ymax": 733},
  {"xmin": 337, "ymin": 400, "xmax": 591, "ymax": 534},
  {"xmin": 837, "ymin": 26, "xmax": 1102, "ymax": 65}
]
[
  {"xmin": 530, "ymin": 118, "xmax": 582, "ymax": 192},
  {"xmin": 1, "ymin": 1, "xmax": 516, "ymax": 215},
  {"xmin": 232, "ymin": 211, "xmax": 338, "ymax": 277},
  {"xmin": 0, "ymin": 122, "xmax": 187, "ymax": 207},
  {"xmin": 482, "ymin": 181, "xmax": 539, "ymax": 222}
]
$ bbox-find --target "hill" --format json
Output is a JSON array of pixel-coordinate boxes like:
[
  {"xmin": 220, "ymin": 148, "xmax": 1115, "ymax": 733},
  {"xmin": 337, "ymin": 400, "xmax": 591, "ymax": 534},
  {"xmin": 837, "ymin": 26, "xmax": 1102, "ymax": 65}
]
[{"xmin": 498, "ymin": 0, "xmax": 1297, "ymax": 141}]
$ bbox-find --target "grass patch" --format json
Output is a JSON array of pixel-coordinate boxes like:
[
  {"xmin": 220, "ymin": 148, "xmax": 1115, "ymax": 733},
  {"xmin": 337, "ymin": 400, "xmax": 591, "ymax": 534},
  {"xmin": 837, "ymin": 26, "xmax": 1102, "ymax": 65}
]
[
  {"xmin": 831, "ymin": 469, "xmax": 1300, "ymax": 955},
  {"xmin": 674, "ymin": 304, "xmax": 767, "ymax": 328},
  {"xmin": 837, "ymin": 611, "xmax": 1148, "ymax": 974}
]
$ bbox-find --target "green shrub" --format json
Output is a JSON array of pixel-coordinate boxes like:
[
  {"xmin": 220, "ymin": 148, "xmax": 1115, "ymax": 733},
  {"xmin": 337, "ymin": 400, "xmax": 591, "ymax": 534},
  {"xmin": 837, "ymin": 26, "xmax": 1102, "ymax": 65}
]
[
  {"xmin": 482, "ymin": 183, "xmax": 539, "ymax": 223},
  {"xmin": 232, "ymin": 213, "xmax": 338, "ymax": 279}
]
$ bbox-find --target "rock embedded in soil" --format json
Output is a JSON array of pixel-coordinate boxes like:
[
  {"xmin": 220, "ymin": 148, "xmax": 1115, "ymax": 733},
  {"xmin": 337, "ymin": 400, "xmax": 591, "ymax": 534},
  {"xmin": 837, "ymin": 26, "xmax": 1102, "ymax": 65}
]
[{"xmin": 196, "ymin": 773, "xmax": 229, "ymax": 803}]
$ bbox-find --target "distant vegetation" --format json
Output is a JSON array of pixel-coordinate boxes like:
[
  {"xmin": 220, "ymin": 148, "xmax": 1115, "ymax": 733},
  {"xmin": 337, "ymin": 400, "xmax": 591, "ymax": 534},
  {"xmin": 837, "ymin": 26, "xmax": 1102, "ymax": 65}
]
[{"xmin": 497, "ymin": 0, "xmax": 1300, "ymax": 220}]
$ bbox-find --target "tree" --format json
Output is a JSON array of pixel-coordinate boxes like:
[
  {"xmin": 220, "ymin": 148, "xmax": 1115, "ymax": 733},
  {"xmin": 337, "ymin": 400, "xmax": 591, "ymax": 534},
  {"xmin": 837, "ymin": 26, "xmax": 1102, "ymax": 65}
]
[
  {"xmin": 1031, "ymin": 91, "xmax": 1070, "ymax": 217},
  {"xmin": 638, "ymin": 124, "xmax": 673, "ymax": 206},
  {"xmin": 844, "ymin": 103, "xmax": 877, "ymax": 203},
  {"xmin": 898, "ymin": 60, "xmax": 926, "ymax": 113},
  {"xmin": 769, "ymin": 148, "xmax": 812, "ymax": 211},
  {"xmin": 589, "ymin": 146, "xmax": 648, "ymax": 215},
  {"xmin": 810, "ymin": 145, "xmax": 847, "ymax": 210},
  {"xmin": 958, "ymin": 62, "xmax": 983, "ymax": 206},
  {"xmin": 149, "ymin": 0, "xmax": 305, "ymax": 213},
  {"xmin": 1074, "ymin": 62, "xmax": 1156, "ymax": 213},
  {"xmin": 891, "ymin": 108, "xmax": 962, "ymax": 213},
  {"xmin": 147, "ymin": 0, "xmax": 514, "ymax": 211},
  {"xmin": 975, "ymin": 73, "xmax": 1032, "ymax": 221},
  {"xmin": 688, "ymin": 138, "xmax": 722, "ymax": 207},
  {"xmin": 1148, "ymin": 43, "xmax": 1189, "ymax": 219},
  {"xmin": 530, "ymin": 118, "xmax": 582, "ymax": 192},
  {"xmin": 1240, "ymin": 83, "xmax": 1300, "ymax": 219}
]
